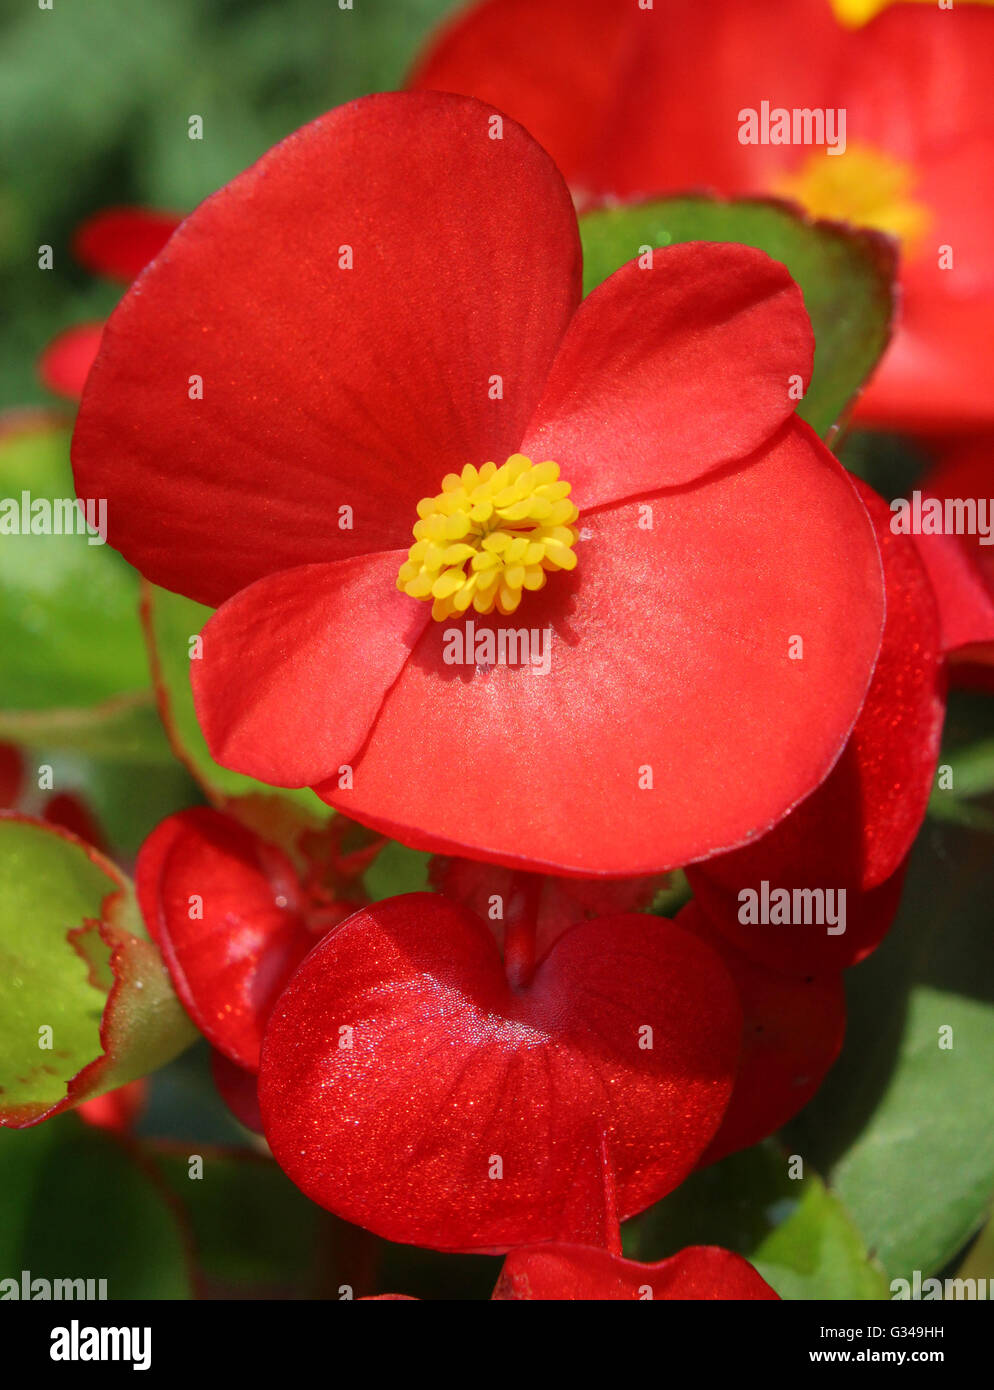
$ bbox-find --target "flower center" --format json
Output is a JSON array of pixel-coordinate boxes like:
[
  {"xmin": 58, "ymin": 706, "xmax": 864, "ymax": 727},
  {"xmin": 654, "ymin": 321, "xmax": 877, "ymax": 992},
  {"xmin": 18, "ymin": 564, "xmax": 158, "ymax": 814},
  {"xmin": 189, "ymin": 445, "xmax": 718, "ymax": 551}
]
[
  {"xmin": 773, "ymin": 143, "xmax": 931, "ymax": 255},
  {"xmin": 396, "ymin": 454, "xmax": 580, "ymax": 621}
]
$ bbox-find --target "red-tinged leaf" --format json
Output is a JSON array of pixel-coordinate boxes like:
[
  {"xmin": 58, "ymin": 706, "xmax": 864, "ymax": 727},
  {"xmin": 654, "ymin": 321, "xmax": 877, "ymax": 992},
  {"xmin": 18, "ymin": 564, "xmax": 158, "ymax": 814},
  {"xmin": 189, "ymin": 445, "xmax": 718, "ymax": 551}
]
[{"xmin": 0, "ymin": 815, "xmax": 196, "ymax": 1127}]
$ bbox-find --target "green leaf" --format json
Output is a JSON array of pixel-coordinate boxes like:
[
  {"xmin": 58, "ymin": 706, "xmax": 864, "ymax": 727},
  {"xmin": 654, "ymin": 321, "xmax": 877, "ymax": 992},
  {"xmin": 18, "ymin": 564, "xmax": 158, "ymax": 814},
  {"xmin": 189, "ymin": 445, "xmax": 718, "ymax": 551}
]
[
  {"xmin": 936, "ymin": 740, "xmax": 994, "ymax": 802},
  {"xmin": 633, "ymin": 1142, "xmax": 889, "ymax": 1300},
  {"xmin": 0, "ymin": 693, "xmax": 176, "ymax": 765},
  {"xmin": 28, "ymin": 748, "xmax": 201, "ymax": 857},
  {"xmin": 787, "ymin": 820, "xmax": 994, "ymax": 1281},
  {"xmin": 956, "ymin": 1214, "xmax": 994, "ymax": 1284},
  {"xmin": 579, "ymin": 196, "xmax": 895, "ymax": 441},
  {"xmin": 0, "ymin": 816, "xmax": 196, "ymax": 1125},
  {"xmin": 142, "ymin": 582, "xmax": 329, "ymax": 816},
  {"xmin": 0, "ymin": 1115, "xmax": 193, "ymax": 1299},
  {"xmin": 147, "ymin": 1145, "xmax": 324, "ymax": 1295},
  {"xmin": 0, "ymin": 421, "xmax": 151, "ymax": 711},
  {"xmin": 364, "ymin": 839, "xmax": 433, "ymax": 900}
]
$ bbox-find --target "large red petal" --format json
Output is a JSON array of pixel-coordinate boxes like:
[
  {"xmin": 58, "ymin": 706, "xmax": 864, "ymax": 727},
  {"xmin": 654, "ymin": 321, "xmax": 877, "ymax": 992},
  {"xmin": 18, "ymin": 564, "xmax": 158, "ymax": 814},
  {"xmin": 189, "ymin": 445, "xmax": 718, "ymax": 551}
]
[
  {"xmin": 686, "ymin": 480, "xmax": 943, "ymax": 972},
  {"xmin": 136, "ymin": 808, "xmax": 316, "ymax": 1071},
  {"xmin": 71, "ymin": 92, "xmax": 581, "ymax": 608},
  {"xmin": 321, "ymin": 421, "xmax": 883, "ymax": 875},
  {"xmin": 493, "ymin": 1242, "xmax": 779, "ymax": 1300},
  {"xmin": 73, "ymin": 207, "xmax": 183, "ymax": 283},
  {"xmin": 522, "ymin": 242, "xmax": 813, "ymax": 507},
  {"xmin": 192, "ymin": 554, "xmax": 429, "ymax": 788},
  {"xmin": 258, "ymin": 894, "xmax": 741, "ymax": 1252},
  {"xmin": 678, "ymin": 902, "xmax": 846, "ymax": 1165}
]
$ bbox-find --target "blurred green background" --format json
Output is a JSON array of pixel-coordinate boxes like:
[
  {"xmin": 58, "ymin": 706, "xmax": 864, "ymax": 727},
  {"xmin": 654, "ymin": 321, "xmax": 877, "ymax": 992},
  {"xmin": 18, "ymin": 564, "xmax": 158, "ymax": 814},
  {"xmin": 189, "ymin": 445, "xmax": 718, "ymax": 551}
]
[{"xmin": 0, "ymin": 0, "xmax": 457, "ymax": 411}]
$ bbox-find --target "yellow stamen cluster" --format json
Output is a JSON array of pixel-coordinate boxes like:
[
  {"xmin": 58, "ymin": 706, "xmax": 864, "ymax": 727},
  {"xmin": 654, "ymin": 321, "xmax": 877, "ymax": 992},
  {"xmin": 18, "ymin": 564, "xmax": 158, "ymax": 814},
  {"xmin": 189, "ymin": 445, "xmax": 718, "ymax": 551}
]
[
  {"xmin": 397, "ymin": 454, "xmax": 579, "ymax": 621},
  {"xmin": 773, "ymin": 143, "xmax": 932, "ymax": 254}
]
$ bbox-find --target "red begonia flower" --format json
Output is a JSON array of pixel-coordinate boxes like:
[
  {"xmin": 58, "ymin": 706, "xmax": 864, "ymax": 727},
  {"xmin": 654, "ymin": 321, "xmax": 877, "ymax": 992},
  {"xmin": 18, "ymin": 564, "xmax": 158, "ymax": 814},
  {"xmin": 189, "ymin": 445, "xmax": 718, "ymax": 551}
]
[
  {"xmin": 43, "ymin": 792, "xmax": 109, "ymax": 854},
  {"xmin": 0, "ymin": 742, "xmax": 108, "ymax": 852},
  {"xmin": 72, "ymin": 207, "xmax": 183, "ymax": 283},
  {"xmin": 72, "ymin": 92, "xmax": 884, "ymax": 877},
  {"xmin": 686, "ymin": 479, "xmax": 943, "ymax": 973},
  {"xmin": 412, "ymin": 0, "xmax": 994, "ymax": 433},
  {"xmin": 38, "ymin": 208, "xmax": 182, "ymax": 400},
  {"xmin": 0, "ymin": 742, "xmax": 24, "ymax": 805},
  {"xmin": 76, "ymin": 1078, "xmax": 147, "ymax": 1136},
  {"xmin": 910, "ymin": 440, "xmax": 994, "ymax": 685},
  {"xmin": 677, "ymin": 901, "xmax": 845, "ymax": 1165},
  {"xmin": 492, "ymin": 1242, "xmax": 779, "ymax": 1300},
  {"xmin": 38, "ymin": 323, "xmax": 106, "ymax": 400},
  {"xmin": 136, "ymin": 807, "xmax": 327, "ymax": 1072},
  {"xmin": 258, "ymin": 890, "xmax": 741, "ymax": 1252}
]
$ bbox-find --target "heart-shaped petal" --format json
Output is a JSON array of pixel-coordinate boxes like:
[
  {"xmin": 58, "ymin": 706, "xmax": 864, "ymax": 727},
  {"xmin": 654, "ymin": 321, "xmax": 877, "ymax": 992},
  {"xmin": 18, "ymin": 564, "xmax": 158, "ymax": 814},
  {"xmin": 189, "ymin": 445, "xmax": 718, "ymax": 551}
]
[
  {"xmin": 492, "ymin": 1242, "xmax": 779, "ymax": 1300},
  {"xmin": 258, "ymin": 893, "xmax": 741, "ymax": 1251}
]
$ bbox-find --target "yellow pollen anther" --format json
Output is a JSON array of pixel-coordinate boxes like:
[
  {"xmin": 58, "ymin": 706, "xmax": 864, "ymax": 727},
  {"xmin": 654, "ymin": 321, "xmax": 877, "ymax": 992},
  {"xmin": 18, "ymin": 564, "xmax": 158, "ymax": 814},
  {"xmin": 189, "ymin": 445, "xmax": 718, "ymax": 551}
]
[
  {"xmin": 772, "ymin": 143, "xmax": 932, "ymax": 255},
  {"xmin": 397, "ymin": 455, "xmax": 580, "ymax": 621}
]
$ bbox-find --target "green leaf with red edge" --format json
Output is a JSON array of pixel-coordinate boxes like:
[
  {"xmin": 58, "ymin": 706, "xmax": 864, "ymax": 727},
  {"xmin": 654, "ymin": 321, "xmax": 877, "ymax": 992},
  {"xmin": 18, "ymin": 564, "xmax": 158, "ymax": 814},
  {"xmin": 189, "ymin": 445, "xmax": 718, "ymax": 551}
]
[
  {"xmin": 0, "ymin": 815, "xmax": 196, "ymax": 1126},
  {"xmin": 141, "ymin": 581, "xmax": 330, "ymax": 815},
  {"xmin": 579, "ymin": 195, "xmax": 896, "ymax": 443},
  {"xmin": 0, "ymin": 1114, "xmax": 193, "ymax": 1299}
]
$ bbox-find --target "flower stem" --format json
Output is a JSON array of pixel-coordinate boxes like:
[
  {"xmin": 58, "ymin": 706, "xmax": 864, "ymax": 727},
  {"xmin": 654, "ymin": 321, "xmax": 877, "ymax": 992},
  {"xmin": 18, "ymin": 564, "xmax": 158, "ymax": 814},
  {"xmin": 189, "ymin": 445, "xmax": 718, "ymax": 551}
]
[
  {"xmin": 503, "ymin": 871, "xmax": 541, "ymax": 990},
  {"xmin": 599, "ymin": 1129, "xmax": 623, "ymax": 1258}
]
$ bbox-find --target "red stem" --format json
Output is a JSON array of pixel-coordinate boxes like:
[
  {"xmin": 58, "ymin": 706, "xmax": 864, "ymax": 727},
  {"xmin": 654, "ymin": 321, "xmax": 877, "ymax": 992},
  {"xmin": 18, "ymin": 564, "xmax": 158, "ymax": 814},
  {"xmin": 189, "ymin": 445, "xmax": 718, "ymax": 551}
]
[
  {"xmin": 503, "ymin": 872, "xmax": 541, "ymax": 990},
  {"xmin": 599, "ymin": 1130, "xmax": 623, "ymax": 1258}
]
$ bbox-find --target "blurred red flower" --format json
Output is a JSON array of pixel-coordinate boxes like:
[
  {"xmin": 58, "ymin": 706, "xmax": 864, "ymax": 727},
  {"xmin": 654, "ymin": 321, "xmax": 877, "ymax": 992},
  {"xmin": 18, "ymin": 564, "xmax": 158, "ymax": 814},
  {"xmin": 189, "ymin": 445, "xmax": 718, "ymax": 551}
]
[
  {"xmin": 39, "ymin": 207, "xmax": 181, "ymax": 399},
  {"xmin": 412, "ymin": 0, "xmax": 994, "ymax": 432}
]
